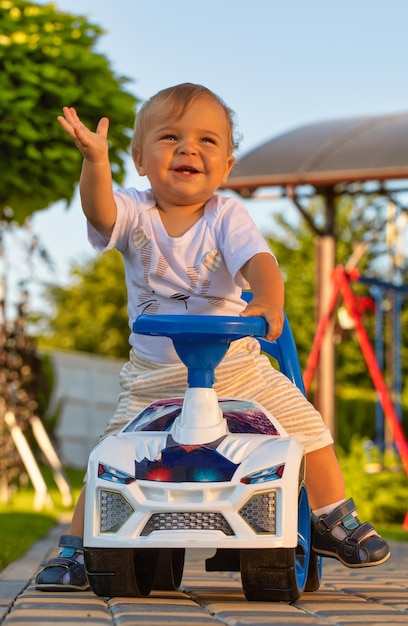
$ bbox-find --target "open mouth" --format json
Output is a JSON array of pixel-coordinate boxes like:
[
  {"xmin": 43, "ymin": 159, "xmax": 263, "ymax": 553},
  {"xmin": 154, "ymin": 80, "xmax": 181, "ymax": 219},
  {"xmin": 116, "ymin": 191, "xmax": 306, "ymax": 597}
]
[{"xmin": 174, "ymin": 166, "xmax": 199, "ymax": 174}]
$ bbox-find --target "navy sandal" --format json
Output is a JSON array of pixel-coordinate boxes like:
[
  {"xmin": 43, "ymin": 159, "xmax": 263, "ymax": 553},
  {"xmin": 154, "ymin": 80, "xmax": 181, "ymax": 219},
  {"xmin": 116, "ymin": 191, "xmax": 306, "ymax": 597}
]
[
  {"xmin": 35, "ymin": 534, "xmax": 89, "ymax": 591},
  {"xmin": 312, "ymin": 498, "xmax": 391, "ymax": 568}
]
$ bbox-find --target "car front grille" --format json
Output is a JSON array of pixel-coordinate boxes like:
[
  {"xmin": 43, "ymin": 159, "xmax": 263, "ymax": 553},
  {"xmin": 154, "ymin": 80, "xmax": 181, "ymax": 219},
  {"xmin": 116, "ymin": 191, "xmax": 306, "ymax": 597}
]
[
  {"xmin": 239, "ymin": 490, "xmax": 277, "ymax": 534},
  {"xmin": 141, "ymin": 511, "xmax": 235, "ymax": 536},
  {"xmin": 100, "ymin": 490, "xmax": 134, "ymax": 533}
]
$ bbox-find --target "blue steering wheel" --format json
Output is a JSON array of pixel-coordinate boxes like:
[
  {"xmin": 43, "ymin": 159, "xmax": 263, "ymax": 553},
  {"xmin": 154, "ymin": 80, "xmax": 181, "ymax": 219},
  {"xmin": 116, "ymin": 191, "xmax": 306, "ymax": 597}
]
[{"xmin": 133, "ymin": 315, "xmax": 267, "ymax": 388}]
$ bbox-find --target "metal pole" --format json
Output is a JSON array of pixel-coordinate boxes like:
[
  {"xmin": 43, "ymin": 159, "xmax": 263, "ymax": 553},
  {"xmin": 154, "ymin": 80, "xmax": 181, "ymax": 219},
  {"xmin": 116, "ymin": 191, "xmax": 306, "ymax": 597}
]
[
  {"xmin": 315, "ymin": 189, "xmax": 336, "ymax": 437},
  {"xmin": 372, "ymin": 287, "xmax": 385, "ymax": 452}
]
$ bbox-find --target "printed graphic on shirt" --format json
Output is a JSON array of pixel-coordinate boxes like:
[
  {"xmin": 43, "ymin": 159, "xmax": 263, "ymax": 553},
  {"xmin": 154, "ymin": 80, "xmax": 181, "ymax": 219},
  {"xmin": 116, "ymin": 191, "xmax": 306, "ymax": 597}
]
[
  {"xmin": 170, "ymin": 293, "xmax": 190, "ymax": 309},
  {"xmin": 140, "ymin": 242, "xmax": 153, "ymax": 286},
  {"xmin": 186, "ymin": 265, "xmax": 200, "ymax": 293},
  {"xmin": 156, "ymin": 254, "xmax": 168, "ymax": 279},
  {"xmin": 137, "ymin": 289, "xmax": 160, "ymax": 315},
  {"xmin": 132, "ymin": 227, "xmax": 151, "ymax": 249},
  {"xmin": 132, "ymin": 230, "xmax": 227, "ymax": 312},
  {"xmin": 202, "ymin": 249, "xmax": 222, "ymax": 272}
]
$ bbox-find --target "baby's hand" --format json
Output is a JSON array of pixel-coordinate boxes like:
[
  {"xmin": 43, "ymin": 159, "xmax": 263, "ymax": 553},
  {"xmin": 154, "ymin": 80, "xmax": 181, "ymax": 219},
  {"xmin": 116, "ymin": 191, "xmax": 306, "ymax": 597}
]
[
  {"xmin": 240, "ymin": 297, "xmax": 284, "ymax": 341},
  {"xmin": 58, "ymin": 106, "xmax": 110, "ymax": 163}
]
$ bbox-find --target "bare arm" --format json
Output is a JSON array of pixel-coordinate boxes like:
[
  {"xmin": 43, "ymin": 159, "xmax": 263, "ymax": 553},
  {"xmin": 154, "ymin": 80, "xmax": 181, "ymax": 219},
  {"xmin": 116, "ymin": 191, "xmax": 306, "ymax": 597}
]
[
  {"xmin": 240, "ymin": 252, "xmax": 285, "ymax": 341},
  {"xmin": 57, "ymin": 107, "xmax": 117, "ymax": 236}
]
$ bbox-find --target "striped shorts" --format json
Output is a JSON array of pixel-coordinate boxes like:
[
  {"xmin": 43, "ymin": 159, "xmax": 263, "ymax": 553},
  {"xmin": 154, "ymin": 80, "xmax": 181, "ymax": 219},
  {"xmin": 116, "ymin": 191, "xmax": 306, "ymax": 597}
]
[{"xmin": 101, "ymin": 337, "xmax": 333, "ymax": 454}]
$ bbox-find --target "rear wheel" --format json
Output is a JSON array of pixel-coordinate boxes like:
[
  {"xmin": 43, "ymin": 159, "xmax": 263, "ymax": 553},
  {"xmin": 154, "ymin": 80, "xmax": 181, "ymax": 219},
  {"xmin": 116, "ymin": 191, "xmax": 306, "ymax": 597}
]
[
  {"xmin": 152, "ymin": 549, "xmax": 185, "ymax": 590},
  {"xmin": 241, "ymin": 483, "xmax": 311, "ymax": 602},
  {"xmin": 305, "ymin": 547, "xmax": 322, "ymax": 592},
  {"xmin": 84, "ymin": 548, "xmax": 159, "ymax": 598}
]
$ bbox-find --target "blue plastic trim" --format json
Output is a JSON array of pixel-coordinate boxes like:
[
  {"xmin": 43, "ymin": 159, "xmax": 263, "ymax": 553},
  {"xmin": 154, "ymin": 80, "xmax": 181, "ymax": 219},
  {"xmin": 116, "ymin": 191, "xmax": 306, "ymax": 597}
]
[
  {"xmin": 134, "ymin": 315, "xmax": 267, "ymax": 388},
  {"xmin": 241, "ymin": 292, "xmax": 306, "ymax": 395},
  {"xmin": 258, "ymin": 320, "xmax": 306, "ymax": 396},
  {"xmin": 133, "ymin": 309, "xmax": 305, "ymax": 394},
  {"xmin": 133, "ymin": 314, "xmax": 267, "ymax": 340}
]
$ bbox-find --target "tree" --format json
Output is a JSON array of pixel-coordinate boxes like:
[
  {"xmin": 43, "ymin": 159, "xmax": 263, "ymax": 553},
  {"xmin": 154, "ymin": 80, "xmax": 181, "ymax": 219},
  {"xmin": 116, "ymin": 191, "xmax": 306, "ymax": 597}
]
[
  {"xmin": 0, "ymin": 0, "xmax": 138, "ymax": 224},
  {"xmin": 39, "ymin": 249, "xmax": 129, "ymax": 358}
]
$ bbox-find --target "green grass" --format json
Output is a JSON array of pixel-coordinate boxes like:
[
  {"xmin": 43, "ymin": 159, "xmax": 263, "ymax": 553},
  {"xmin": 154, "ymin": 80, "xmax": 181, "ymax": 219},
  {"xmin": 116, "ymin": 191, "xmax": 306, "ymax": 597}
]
[
  {"xmin": 0, "ymin": 467, "xmax": 85, "ymax": 571},
  {"xmin": 0, "ymin": 513, "xmax": 57, "ymax": 572}
]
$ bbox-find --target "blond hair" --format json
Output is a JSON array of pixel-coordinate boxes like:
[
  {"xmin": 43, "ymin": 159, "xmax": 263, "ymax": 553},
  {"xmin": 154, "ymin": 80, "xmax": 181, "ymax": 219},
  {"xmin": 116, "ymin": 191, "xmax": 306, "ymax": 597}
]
[{"xmin": 131, "ymin": 83, "xmax": 240, "ymax": 159}]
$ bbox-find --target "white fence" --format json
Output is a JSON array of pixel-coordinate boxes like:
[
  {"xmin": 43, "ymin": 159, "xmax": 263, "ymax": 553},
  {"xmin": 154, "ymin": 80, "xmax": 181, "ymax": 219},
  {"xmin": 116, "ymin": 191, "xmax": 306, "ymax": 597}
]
[{"xmin": 46, "ymin": 349, "xmax": 123, "ymax": 469}]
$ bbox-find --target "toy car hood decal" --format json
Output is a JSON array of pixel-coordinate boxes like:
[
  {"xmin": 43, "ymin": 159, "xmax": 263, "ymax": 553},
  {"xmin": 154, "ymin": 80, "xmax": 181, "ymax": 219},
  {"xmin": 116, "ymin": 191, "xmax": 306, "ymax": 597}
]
[
  {"xmin": 123, "ymin": 398, "xmax": 280, "ymax": 436},
  {"xmin": 135, "ymin": 435, "xmax": 240, "ymax": 482}
]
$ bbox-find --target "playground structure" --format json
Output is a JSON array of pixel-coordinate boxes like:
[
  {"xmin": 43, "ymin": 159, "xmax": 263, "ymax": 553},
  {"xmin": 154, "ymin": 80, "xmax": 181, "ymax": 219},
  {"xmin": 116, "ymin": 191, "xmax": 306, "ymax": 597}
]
[
  {"xmin": 302, "ymin": 264, "xmax": 408, "ymax": 528},
  {"xmin": 303, "ymin": 265, "xmax": 408, "ymax": 468},
  {"xmin": 304, "ymin": 266, "xmax": 408, "ymax": 460}
]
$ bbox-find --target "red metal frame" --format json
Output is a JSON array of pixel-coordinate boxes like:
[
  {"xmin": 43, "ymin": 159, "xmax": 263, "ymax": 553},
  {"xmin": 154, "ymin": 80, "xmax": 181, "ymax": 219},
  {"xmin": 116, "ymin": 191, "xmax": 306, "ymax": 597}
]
[{"xmin": 303, "ymin": 265, "xmax": 408, "ymax": 529}]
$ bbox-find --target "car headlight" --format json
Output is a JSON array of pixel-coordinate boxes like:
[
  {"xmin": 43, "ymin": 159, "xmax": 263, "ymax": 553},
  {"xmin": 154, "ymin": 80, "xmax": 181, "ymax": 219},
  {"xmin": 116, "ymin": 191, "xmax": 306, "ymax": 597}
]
[
  {"xmin": 98, "ymin": 462, "xmax": 135, "ymax": 485},
  {"xmin": 240, "ymin": 463, "xmax": 285, "ymax": 484}
]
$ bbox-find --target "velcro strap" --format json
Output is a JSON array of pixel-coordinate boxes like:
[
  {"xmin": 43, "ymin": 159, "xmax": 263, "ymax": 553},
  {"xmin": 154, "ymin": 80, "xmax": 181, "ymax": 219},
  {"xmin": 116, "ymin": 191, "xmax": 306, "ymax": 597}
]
[
  {"xmin": 348, "ymin": 522, "xmax": 377, "ymax": 544},
  {"xmin": 320, "ymin": 498, "xmax": 356, "ymax": 529},
  {"xmin": 59, "ymin": 535, "xmax": 84, "ymax": 550},
  {"xmin": 41, "ymin": 557, "xmax": 80, "ymax": 570}
]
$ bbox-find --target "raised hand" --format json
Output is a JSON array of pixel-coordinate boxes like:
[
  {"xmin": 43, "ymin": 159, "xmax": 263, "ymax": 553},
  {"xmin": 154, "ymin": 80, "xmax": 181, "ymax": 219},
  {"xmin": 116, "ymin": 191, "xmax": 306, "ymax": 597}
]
[{"xmin": 57, "ymin": 106, "xmax": 110, "ymax": 163}]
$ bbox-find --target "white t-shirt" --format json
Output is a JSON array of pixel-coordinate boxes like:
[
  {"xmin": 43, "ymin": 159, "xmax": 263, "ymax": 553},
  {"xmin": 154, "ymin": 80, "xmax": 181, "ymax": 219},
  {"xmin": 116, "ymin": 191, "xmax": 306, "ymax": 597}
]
[{"xmin": 88, "ymin": 188, "xmax": 274, "ymax": 363}]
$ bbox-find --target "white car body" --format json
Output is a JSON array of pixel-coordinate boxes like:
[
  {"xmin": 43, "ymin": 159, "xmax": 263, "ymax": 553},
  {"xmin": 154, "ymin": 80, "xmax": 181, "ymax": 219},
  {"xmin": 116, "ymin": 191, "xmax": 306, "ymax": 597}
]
[{"xmin": 84, "ymin": 389, "xmax": 305, "ymax": 551}]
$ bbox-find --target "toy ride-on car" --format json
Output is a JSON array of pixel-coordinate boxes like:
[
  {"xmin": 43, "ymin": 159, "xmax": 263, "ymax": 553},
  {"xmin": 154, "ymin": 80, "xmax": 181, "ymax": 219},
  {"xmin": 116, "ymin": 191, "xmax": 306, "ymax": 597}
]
[{"xmin": 83, "ymin": 314, "xmax": 321, "ymax": 602}]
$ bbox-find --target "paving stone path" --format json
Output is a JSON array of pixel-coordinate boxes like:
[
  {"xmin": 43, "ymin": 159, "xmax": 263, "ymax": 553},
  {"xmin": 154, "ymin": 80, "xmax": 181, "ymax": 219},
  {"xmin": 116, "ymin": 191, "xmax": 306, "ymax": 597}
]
[{"xmin": 1, "ymin": 525, "xmax": 408, "ymax": 625}]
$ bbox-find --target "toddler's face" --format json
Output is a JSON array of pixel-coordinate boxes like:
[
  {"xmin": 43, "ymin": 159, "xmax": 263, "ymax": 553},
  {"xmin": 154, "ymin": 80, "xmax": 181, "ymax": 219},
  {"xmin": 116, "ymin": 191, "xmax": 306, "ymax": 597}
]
[{"xmin": 133, "ymin": 95, "xmax": 235, "ymax": 210}]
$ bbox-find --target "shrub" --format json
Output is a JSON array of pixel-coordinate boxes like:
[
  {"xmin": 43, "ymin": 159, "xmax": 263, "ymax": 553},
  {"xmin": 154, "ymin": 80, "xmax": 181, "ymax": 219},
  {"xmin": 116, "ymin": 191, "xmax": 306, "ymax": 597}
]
[{"xmin": 338, "ymin": 436, "xmax": 408, "ymax": 525}]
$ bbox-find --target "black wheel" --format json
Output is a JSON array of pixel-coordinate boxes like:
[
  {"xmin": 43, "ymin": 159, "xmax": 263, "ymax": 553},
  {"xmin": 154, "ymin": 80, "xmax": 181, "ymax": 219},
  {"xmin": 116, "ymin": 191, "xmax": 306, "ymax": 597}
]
[
  {"xmin": 84, "ymin": 548, "xmax": 159, "ymax": 598},
  {"xmin": 152, "ymin": 549, "xmax": 185, "ymax": 590},
  {"xmin": 241, "ymin": 483, "xmax": 311, "ymax": 602},
  {"xmin": 205, "ymin": 548, "xmax": 241, "ymax": 572},
  {"xmin": 304, "ymin": 548, "xmax": 322, "ymax": 592}
]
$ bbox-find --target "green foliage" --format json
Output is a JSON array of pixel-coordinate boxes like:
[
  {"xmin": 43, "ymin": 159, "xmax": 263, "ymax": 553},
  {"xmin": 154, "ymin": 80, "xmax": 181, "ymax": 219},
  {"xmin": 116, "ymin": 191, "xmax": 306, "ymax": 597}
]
[
  {"xmin": 0, "ymin": 465, "xmax": 84, "ymax": 570},
  {"xmin": 0, "ymin": 512, "xmax": 56, "ymax": 570},
  {"xmin": 266, "ymin": 209, "xmax": 316, "ymax": 366},
  {"xmin": 39, "ymin": 249, "xmax": 129, "ymax": 357},
  {"xmin": 338, "ymin": 437, "xmax": 408, "ymax": 525},
  {"xmin": 335, "ymin": 387, "xmax": 377, "ymax": 450},
  {"xmin": 335, "ymin": 386, "xmax": 408, "ymax": 452},
  {"xmin": 0, "ymin": 0, "xmax": 138, "ymax": 224}
]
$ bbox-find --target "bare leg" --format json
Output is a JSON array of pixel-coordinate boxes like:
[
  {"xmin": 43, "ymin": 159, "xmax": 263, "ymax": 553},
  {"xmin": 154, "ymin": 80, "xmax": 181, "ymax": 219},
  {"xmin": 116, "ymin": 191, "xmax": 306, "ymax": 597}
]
[
  {"xmin": 305, "ymin": 444, "xmax": 345, "ymax": 510},
  {"xmin": 69, "ymin": 486, "xmax": 86, "ymax": 537}
]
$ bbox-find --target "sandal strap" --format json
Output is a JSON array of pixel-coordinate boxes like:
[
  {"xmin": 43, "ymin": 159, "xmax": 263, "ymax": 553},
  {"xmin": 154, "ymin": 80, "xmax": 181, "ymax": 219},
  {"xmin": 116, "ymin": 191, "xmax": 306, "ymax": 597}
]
[
  {"xmin": 40, "ymin": 556, "xmax": 85, "ymax": 583},
  {"xmin": 319, "ymin": 498, "xmax": 356, "ymax": 530},
  {"xmin": 347, "ymin": 522, "xmax": 378, "ymax": 543},
  {"xmin": 58, "ymin": 535, "xmax": 84, "ymax": 550},
  {"xmin": 41, "ymin": 557, "xmax": 82, "ymax": 571}
]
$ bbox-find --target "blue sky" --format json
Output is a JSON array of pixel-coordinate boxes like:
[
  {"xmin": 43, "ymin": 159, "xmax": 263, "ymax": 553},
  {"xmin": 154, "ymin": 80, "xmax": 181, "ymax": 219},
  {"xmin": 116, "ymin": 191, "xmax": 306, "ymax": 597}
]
[{"xmin": 30, "ymin": 0, "xmax": 408, "ymax": 291}]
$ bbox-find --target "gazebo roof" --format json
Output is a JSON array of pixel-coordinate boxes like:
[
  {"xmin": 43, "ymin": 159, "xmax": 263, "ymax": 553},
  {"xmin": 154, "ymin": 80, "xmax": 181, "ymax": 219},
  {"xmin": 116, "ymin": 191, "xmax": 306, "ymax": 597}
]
[{"xmin": 223, "ymin": 112, "xmax": 408, "ymax": 194}]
